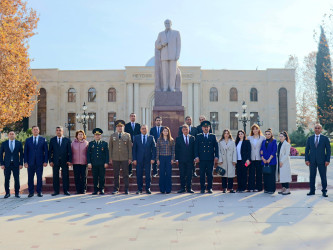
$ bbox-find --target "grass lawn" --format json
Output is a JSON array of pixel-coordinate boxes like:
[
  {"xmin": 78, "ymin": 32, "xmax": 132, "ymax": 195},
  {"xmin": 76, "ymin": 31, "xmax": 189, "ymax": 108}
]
[{"xmin": 294, "ymin": 143, "xmax": 333, "ymax": 156}]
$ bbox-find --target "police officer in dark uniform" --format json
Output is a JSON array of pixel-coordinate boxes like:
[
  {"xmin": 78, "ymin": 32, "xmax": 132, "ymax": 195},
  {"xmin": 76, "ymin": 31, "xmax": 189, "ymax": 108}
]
[
  {"xmin": 194, "ymin": 121, "xmax": 219, "ymax": 193},
  {"xmin": 87, "ymin": 128, "xmax": 109, "ymax": 195}
]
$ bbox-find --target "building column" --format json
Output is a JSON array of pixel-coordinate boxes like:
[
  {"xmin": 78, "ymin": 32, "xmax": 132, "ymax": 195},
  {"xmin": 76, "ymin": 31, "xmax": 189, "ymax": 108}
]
[
  {"xmin": 187, "ymin": 83, "xmax": 193, "ymax": 119},
  {"xmin": 127, "ymin": 83, "xmax": 133, "ymax": 117},
  {"xmin": 134, "ymin": 83, "xmax": 140, "ymax": 120},
  {"xmin": 193, "ymin": 83, "xmax": 200, "ymax": 126}
]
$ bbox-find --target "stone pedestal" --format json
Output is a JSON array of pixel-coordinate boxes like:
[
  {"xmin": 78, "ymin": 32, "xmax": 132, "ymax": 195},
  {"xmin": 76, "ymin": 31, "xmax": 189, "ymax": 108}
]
[{"xmin": 153, "ymin": 91, "xmax": 184, "ymax": 137}]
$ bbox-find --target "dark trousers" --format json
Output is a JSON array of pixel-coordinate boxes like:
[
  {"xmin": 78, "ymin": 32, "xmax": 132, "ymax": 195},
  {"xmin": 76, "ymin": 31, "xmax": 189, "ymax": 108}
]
[
  {"xmin": 128, "ymin": 163, "xmax": 133, "ymax": 175},
  {"xmin": 179, "ymin": 161, "xmax": 193, "ymax": 190},
  {"xmin": 73, "ymin": 164, "xmax": 88, "ymax": 193},
  {"xmin": 222, "ymin": 177, "xmax": 233, "ymax": 190},
  {"xmin": 113, "ymin": 161, "xmax": 129, "ymax": 191},
  {"xmin": 309, "ymin": 163, "xmax": 327, "ymax": 192},
  {"xmin": 281, "ymin": 183, "xmax": 289, "ymax": 188},
  {"xmin": 248, "ymin": 160, "xmax": 262, "ymax": 191},
  {"xmin": 4, "ymin": 163, "xmax": 20, "ymax": 194},
  {"xmin": 53, "ymin": 164, "xmax": 69, "ymax": 193},
  {"xmin": 152, "ymin": 162, "xmax": 158, "ymax": 175},
  {"xmin": 263, "ymin": 165, "xmax": 276, "ymax": 192},
  {"xmin": 136, "ymin": 161, "xmax": 151, "ymax": 191},
  {"xmin": 236, "ymin": 161, "xmax": 248, "ymax": 191},
  {"xmin": 199, "ymin": 160, "xmax": 214, "ymax": 190},
  {"xmin": 92, "ymin": 164, "xmax": 105, "ymax": 192},
  {"xmin": 27, "ymin": 165, "xmax": 43, "ymax": 194},
  {"xmin": 159, "ymin": 156, "xmax": 172, "ymax": 193}
]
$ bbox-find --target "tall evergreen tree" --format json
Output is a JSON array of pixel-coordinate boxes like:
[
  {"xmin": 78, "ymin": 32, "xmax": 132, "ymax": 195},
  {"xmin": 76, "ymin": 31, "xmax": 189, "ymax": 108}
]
[{"xmin": 316, "ymin": 26, "xmax": 333, "ymax": 133}]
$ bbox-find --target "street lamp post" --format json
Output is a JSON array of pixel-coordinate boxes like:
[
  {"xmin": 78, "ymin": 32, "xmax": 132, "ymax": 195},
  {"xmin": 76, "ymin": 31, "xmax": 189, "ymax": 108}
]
[
  {"xmin": 211, "ymin": 114, "xmax": 219, "ymax": 134},
  {"xmin": 235, "ymin": 101, "xmax": 254, "ymax": 134},
  {"xmin": 76, "ymin": 102, "xmax": 95, "ymax": 135},
  {"xmin": 65, "ymin": 118, "xmax": 75, "ymax": 139}
]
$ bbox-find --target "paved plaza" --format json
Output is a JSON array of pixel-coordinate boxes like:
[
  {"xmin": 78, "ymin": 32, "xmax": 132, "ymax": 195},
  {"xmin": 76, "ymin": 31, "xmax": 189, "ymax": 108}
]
[{"xmin": 0, "ymin": 159, "xmax": 332, "ymax": 250}]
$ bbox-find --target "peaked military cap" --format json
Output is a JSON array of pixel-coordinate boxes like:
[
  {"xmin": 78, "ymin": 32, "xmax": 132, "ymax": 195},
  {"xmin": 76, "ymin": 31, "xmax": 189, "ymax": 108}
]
[
  {"xmin": 115, "ymin": 120, "xmax": 126, "ymax": 127},
  {"xmin": 201, "ymin": 120, "xmax": 211, "ymax": 127},
  {"xmin": 92, "ymin": 128, "xmax": 103, "ymax": 135}
]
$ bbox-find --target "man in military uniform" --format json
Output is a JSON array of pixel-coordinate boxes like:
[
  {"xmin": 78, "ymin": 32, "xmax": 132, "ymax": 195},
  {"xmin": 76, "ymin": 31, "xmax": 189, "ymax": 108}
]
[
  {"xmin": 194, "ymin": 121, "xmax": 219, "ymax": 193},
  {"xmin": 109, "ymin": 120, "xmax": 132, "ymax": 194},
  {"xmin": 87, "ymin": 128, "xmax": 109, "ymax": 195}
]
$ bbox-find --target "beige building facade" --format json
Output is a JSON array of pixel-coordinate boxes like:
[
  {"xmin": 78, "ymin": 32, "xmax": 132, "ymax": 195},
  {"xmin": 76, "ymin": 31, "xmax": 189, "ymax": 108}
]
[{"xmin": 30, "ymin": 59, "xmax": 296, "ymax": 138}]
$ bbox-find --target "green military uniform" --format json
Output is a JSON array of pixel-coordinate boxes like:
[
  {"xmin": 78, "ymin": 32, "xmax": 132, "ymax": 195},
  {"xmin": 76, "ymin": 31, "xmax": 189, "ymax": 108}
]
[{"xmin": 87, "ymin": 128, "xmax": 109, "ymax": 194}]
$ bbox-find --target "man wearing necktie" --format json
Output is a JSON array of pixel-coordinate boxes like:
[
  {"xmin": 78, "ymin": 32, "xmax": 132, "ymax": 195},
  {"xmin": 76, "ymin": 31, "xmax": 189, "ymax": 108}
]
[
  {"xmin": 194, "ymin": 121, "xmax": 219, "ymax": 193},
  {"xmin": 0, "ymin": 131, "xmax": 24, "ymax": 198},
  {"xmin": 175, "ymin": 124, "xmax": 195, "ymax": 193},
  {"xmin": 132, "ymin": 125, "xmax": 156, "ymax": 194},
  {"xmin": 124, "ymin": 113, "xmax": 141, "ymax": 177},
  {"xmin": 109, "ymin": 120, "xmax": 132, "ymax": 194},
  {"xmin": 305, "ymin": 124, "xmax": 331, "ymax": 197},
  {"xmin": 24, "ymin": 126, "xmax": 48, "ymax": 197},
  {"xmin": 48, "ymin": 126, "xmax": 72, "ymax": 196},
  {"xmin": 150, "ymin": 116, "xmax": 164, "ymax": 177}
]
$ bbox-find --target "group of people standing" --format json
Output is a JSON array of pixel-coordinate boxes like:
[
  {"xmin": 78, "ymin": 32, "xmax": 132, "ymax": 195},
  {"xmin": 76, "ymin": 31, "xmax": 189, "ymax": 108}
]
[{"xmin": 0, "ymin": 113, "xmax": 330, "ymax": 198}]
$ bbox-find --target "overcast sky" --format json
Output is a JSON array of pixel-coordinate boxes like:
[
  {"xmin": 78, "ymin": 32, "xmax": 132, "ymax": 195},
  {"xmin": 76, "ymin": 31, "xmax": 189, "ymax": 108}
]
[{"xmin": 27, "ymin": 0, "xmax": 332, "ymax": 70}]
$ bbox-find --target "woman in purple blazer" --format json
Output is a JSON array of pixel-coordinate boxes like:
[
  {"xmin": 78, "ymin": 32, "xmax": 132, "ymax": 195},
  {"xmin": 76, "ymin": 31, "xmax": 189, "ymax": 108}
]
[{"xmin": 260, "ymin": 129, "xmax": 277, "ymax": 194}]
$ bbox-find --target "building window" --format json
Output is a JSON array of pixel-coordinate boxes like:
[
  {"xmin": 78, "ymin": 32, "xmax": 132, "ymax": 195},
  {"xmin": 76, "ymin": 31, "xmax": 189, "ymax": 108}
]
[
  {"xmin": 250, "ymin": 88, "xmax": 258, "ymax": 102},
  {"xmin": 230, "ymin": 88, "xmax": 238, "ymax": 102},
  {"xmin": 279, "ymin": 88, "xmax": 288, "ymax": 131},
  {"xmin": 68, "ymin": 88, "xmax": 76, "ymax": 102},
  {"xmin": 210, "ymin": 112, "xmax": 219, "ymax": 130},
  {"xmin": 37, "ymin": 88, "xmax": 47, "ymax": 135},
  {"xmin": 108, "ymin": 112, "xmax": 116, "ymax": 131},
  {"xmin": 108, "ymin": 88, "xmax": 116, "ymax": 102},
  {"xmin": 230, "ymin": 112, "xmax": 238, "ymax": 130},
  {"xmin": 88, "ymin": 88, "xmax": 96, "ymax": 102},
  {"xmin": 209, "ymin": 87, "xmax": 218, "ymax": 102},
  {"xmin": 67, "ymin": 113, "xmax": 76, "ymax": 130},
  {"xmin": 250, "ymin": 112, "xmax": 258, "ymax": 126},
  {"xmin": 88, "ymin": 112, "xmax": 96, "ymax": 130}
]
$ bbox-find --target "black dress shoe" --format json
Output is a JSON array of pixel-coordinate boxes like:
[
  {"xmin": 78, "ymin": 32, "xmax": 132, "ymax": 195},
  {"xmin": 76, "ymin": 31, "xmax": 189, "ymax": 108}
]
[
  {"xmin": 208, "ymin": 189, "xmax": 213, "ymax": 194},
  {"xmin": 15, "ymin": 194, "xmax": 20, "ymax": 198},
  {"xmin": 193, "ymin": 173, "xmax": 198, "ymax": 177},
  {"xmin": 160, "ymin": 191, "xmax": 165, "ymax": 194},
  {"xmin": 153, "ymin": 174, "xmax": 158, "ymax": 178},
  {"xmin": 100, "ymin": 190, "xmax": 105, "ymax": 195},
  {"xmin": 222, "ymin": 188, "xmax": 227, "ymax": 193},
  {"xmin": 129, "ymin": 173, "xmax": 133, "ymax": 178},
  {"xmin": 200, "ymin": 189, "xmax": 205, "ymax": 194},
  {"xmin": 112, "ymin": 190, "xmax": 118, "ymax": 195},
  {"xmin": 322, "ymin": 192, "xmax": 328, "ymax": 197},
  {"xmin": 64, "ymin": 191, "xmax": 70, "ymax": 196},
  {"xmin": 187, "ymin": 189, "xmax": 195, "ymax": 193},
  {"xmin": 166, "ymin": 191, "xmax": 171, "ymax": 194},
  {"xmin": 51, "ymin": 193, "xmax": 59, "ymax": 196},
  {"xmin": 4, "ymin": 193, "xmax": 10, "ymax": 199},
  {"xmin": 136, "ymin": 190, "xmax": 142, "ymax": 194},
  {"xmin": 37, "ymin": 193, "xmax": 43, "ymax": 197},
  {"xmin": 91, "ymin": 192, "xmax": 98, "ymax": 195},
  {"xmin": 28, "ymin": 193, "xmax": 34, "ymax": 198},
  {"xmin": 229, "ymin": 189, "xmax": 235, "ymax": 193},
  {"xmin": 177, "ymin": 189, "xmax": 186, "ymax": 194},
  {"xmin": 307, "ymin": 192, "xmax": 315, "ymax": 196},
  {"xmin": 124, "ymin": 190, "xmax": 129, "ymax": 195},
  {"xmin": 146, "ymin": 189, "xmax": 151, "ymax": 194}
]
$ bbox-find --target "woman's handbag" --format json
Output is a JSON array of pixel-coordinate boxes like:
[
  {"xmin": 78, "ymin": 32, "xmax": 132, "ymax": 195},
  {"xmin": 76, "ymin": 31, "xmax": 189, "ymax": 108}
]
[
  {"xmin": 216, "ymin": 165, "xmax": 226, "ymax": 176},
  {"xmin": 263, "ymin": 163, "xmax": 272, "ymax": 174}
]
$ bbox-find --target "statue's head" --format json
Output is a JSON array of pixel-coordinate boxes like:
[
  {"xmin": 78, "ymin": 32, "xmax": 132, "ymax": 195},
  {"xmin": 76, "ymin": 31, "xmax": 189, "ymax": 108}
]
[{"xmin": 164, "ymin": 19, "xmax": 172, "ymax": 30}]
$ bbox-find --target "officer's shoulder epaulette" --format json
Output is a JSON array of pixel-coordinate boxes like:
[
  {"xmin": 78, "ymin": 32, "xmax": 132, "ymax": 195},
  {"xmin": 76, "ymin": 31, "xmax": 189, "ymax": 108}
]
[{"xmin": 197, "ymin": 133, "xmax": 203, "ymax": 136}]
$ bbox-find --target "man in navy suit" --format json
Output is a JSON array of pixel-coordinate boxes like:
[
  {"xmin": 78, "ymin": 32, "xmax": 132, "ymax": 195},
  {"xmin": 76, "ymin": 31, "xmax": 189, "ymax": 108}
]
[
  {"xmin": 0, "ymin": 131, "xmax": 24, "ymax": 198},
  {"xmin": 125, "ymin": 113, "xmax": 141, "ymax": 177},
  {"xmin": 132, "ymin": 125, "xmax": 156, "ymax": 194},
  {"xmin": 305, "ymin": 124, "xmax": 331, "ymax": 197},
  {"xmin": 149, "ymin": 116, "xmax": 163, "ymax": 177},
  {"xmin": 49, "ymin": 126, "xmax": 72, "ymax": 196},
  {"xmin": 24, "ymin": 126, "xmax": 48, "ymax": 197},
  {"xmin": 195, "ymin": 121, "xmax": 219, "ymax": 193},
  {"xmin": 175, "ymin": 124, "xmax": 195, "ymax": 193}
]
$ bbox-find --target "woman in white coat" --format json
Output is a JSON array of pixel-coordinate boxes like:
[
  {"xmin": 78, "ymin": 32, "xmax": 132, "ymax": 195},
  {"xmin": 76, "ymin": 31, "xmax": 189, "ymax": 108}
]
[
  {"xmin": 277, "ymin": 131, "xmax": 292, "ymax": 195},
  {"xmin": 218, "ymin": 129, "xmax": 237, "ymax": 193}
]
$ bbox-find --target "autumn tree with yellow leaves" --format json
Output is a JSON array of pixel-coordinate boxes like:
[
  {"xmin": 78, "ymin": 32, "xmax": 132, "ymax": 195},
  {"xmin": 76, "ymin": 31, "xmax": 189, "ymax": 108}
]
[{"xmin": 0, "ymin": 0, "xmax": 39, "ymax": 130}]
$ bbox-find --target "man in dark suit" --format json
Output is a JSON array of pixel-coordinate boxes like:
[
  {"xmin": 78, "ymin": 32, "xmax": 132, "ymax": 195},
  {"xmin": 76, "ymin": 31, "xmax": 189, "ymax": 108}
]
[
  {"xmin": 175, "ymin": 124, "xmax": 195, "ymax": 193},
  {"xmin": 125, "ymin": 113, "xmax": 141, "ymax": 177},
  {"xmin": 49, "ymin": 126, "xmax": 72, "ymax": 196},
  {"xmin": 24, "ymin": 126, "xmax": 48, "ymax": 197},
  {"xmin": 132, "ymin": 125, "xmax": 156, "ymax": 194},
  {"xmin": 178, "ymin": 116, "xmax": 198, "ymax": 177},
  {"xmin": 305, "ymin": 124, "xmax": 331, "ymax": 197},
  {"xmin": 0, "ymin": 131, "xmax": 24, "ymax": 198},
  {"xmin": 196, "ymin": 115, "xmax": 212, "ymax": 134},
  {"xmin": 195, "ymin": 121, "xmax": 219, "ymax": 194},
  {"xmin": 150, "ymin": 116, "xmax": 163, "ymax": 177}
]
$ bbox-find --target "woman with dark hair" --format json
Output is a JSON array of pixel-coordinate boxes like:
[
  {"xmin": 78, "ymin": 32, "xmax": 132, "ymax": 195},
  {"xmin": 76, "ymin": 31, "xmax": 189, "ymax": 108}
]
[
  {"xmin": 156, "ymin": 127, "xmax": 175, "ymax": 194},
  {"xmin": 278, "ymin": 131, "xmax": 292, "ymax": 195},
  {"xmin": 235, "ymin": 130, "xmax": 251, "ymax": 192},
  {"xmin": 71, "ymin": 130, "xmax": 89, "ymax": 194},
  {"xmin": 260, "ymin": 129, "xmax": 277, "ymax": 194},
  {"xmin": 218, "ymin": 129, "xmax": 237, "ymax": 193},
  {"xmin": 248, "ymin": 124, "xmax": 266, "ymax": 192}
]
